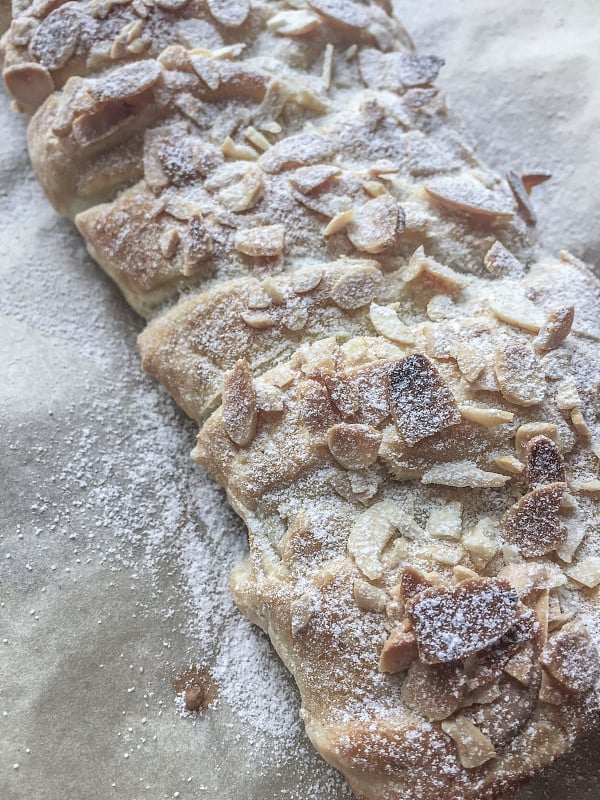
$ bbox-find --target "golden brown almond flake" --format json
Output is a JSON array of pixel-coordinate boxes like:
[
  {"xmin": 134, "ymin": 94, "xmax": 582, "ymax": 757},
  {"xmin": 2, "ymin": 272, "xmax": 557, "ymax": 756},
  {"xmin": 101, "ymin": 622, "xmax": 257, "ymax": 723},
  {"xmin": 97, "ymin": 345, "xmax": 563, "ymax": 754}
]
[
  {"xmin": 501, "ymin": 482, "xmax": 567, "ymax": 557},
  {"xmin": 222, "ymin": 359, "xmax": 257, "ymax": 447},
  {"xmin": 221, "ymin": 136, "xmax": 259, "ymax": 161},
  {"xmin": 328, "ymin": 267, "xmax": 381, "ymax": 310},
  {"xmin": 388, "ymin": 354, "xmax": 460, "ymax": 446},
  {"xmin": 369, "ymin": 303, "xmax": 415, "ymax": 345},
  {"xmin": 494, "ymin": 343, "xmax": 546, "ymax": 407},
  {"xmin": 425, "ymin": 175, "xmax": 514, "ymax": 220},
  {"xmin": 458, "ymin": 405, "xmax": 514, "ymax": 428},
  {"xmin": 90, "ymin": 59, "xmax": 162, "ymax": 103},
  {"xmin": 521, "ymin": 171, "xmax": 552, "ymax": 193},
  {"xmin": 218, "ymin": 166, "xmax": 264, "ymax": 212},
  {"xmin": 533, "ymin": 305, "xmax": 575, "ymax": 352},
  {"xmin": 401, "ymin": 661, "xmax": 465, "ymax": 722},
  {"xmin": 206, "ymin": 0, "xmax": 249, "ymax": 27},
  {"xmin": 379, "ymin": 628, "xmax": 418, "ymax": 673},
  {"xmin": 503, "ymin": 642, "xmax": 536, "ymax": 686},
  {"xmin": 353, "ymin": 579, "xmax": 388, "ymax": 614},
  {"xmin": 327, "ymin": 423, "xmax": 382, "ymax": 470},
  {"xmin": 234, "ymin": 224, "xmax": 285, "ymax": 258},
  {"xmin": 441, "ymin": 715, "xmax": 496, "ymax": 769},
  {"xmin": 421, "ymin": 463, "xmax": 510, "ymax": 489},
  {"xmin": 267, "ymin": 9, "xmax": 321, "ymax": 36},
  {"xmin": 515, "ymin": 422, "xmax": 560, "ymax": 461},
  {"xmin": 362, "ymin": 180, "xmax": 386, "ymax": 198},
  {"xmin": 493, "ymin": 455, "xmax": 525, "ymax": 474},
  {"xmin": 453, "ymin": 565, "xmax": 481, "ymax": 583},
  {"xmin": 483, "ymin": 241, "xmax": 524, "ymax": 278},
  {"xmin": 324, "ymin": 209, "xmax": 355, "ymax": 236},
  {"xmin": 565, "ymin": 557, "xmax": 600, "ymax": 588},
  {"xmin": 346, "ymin": 195, "xmax": 404, "ymax": 254},
  {"xmin": 570, "ymin": 407, "xmax": 592, "ymax": 440},
  {"xmin": 554, "ymin": 376, "xmax": 581, "ymax": 411},
  {"xmin": 402, "ymin": 247, "xmax": 468, "ymax": 295},
  {"xmin": 489, "ymin": 287, "xmax": 544, "ymax": 332},
  {"xmin": 406, "ymin": 579, "xmax": 519, "ymax": 664},
  {"xmin": 539, "ymin": 622, "xmax": 600, "ymax": 694},
  {"xmin": 239, "ymin": 311, "xmax": 275, "ymax": 329},
  {"xmin": 524, "ymin": 435, "xmax": 565, "ymax": 488}
]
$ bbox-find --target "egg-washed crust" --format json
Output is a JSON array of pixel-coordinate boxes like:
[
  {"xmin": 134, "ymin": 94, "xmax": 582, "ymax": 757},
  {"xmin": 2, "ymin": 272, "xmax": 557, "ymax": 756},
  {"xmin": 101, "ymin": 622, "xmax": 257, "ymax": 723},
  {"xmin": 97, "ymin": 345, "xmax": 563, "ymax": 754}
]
[{"xmin": 193, "ymin": 269, "xmax": 600, "ymax": 799}]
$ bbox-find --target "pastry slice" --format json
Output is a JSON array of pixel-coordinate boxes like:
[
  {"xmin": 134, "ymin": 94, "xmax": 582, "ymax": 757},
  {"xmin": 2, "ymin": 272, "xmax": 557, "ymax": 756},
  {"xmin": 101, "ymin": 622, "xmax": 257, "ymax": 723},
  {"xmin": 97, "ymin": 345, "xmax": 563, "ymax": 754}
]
[{"xmin": 193, "ymin": 318, "xmax": 600, "ymax": 799}]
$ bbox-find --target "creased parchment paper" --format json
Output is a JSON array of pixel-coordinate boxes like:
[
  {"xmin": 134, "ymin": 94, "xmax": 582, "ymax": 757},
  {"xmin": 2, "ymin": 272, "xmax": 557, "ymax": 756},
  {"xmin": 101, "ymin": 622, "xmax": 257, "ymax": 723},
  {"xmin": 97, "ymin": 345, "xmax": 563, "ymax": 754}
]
[{"xmin": 1, "ymin": 2, "xmax": 599, "ymax": 798}]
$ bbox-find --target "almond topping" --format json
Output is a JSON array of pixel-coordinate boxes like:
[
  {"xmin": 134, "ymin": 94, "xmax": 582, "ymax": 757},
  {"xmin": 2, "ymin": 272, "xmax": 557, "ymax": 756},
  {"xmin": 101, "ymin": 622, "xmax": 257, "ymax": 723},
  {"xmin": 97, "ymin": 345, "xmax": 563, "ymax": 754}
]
[
  {"xmin": 501, "ymin": 482, "xmax": 567, "ymax": 557},
  {"xmin": 458, "ymin": 405, "xmax": 514, "ymax": 428},
  {"xmin": 324, "ymin": 209, "xmax": 355, "ymax": 236},
  {"xmin": 515, "ymin": 422, "xmax": 559, "ymax": 461},
  {"xmin": 388, "ymin": 354, "xmax": 460, "ymax": 446},
  {"xmin": 222, "ymin": 359, "xmax": 257, "ymax": 447},
  {"xmin": 369, "ymin": 303, "xmax": 415, "ymax": 345},
  {"xmin": 441, "ymin": 715, "xmax": 496, "ymax": 769},
  {"xmin": 483, "ymin": 242, "xmax": 524, "ymax": 278},
  {"xmin": 290, "ymin": 165, "xmax": 341, "ymax": 194},
  {"xmin": 427, "ymin": 502, "xmax": 462, "ymax": 541},
  {"xmin": 554, "ymin": 377, "xmax": 581, "ymax": 411},
  {"xmin": 565, "ymin": 558, "xmax": 600, "ymax": 588},
  {"xmin": 402, "ymin": 248, "xmax": 468, "ymax": 295},
  {"xmin": 329, "ymin": 266, "xmax": 381, "ymax": 310},
  {"xmin": 234, "ymin": 225, "xmax": 285, "ymax": 258},
  {"xmin": 495, "ymin": 344, "xmax": 546, "ymax": 407},
  {"xmin": 425, "ymin": 175, "xmax": 514, "ymax": 220},
  {"xmin": 539, "ymin": 622, "xmax": 600, "ymax": 693},
  {"xmin": 159, "ymin": 228, "xmax": 180, "ymax": 260},
  {"xmin": 346, "ymin": 195, "xmax": 404, "ymax": 254},
  {"xmin": 570, "ymin": 408, "xmax": 592, "ymax": 440},
  {"xmin": 462, "ymin": 520, "xmax": 498, "ymax": 570},
  {"xmin": 348, "ymin": 501, "xmax": 418, "ymax": 581},
  {"xmin": 402, "ymin": 661, "xmax": 465, "ymax": 722},
  {"xmin": 421, "ymin": 463, "xmax": 510, "ymax": 489},
  {"xmin": 503, "ymin": 642, "xmax": 536, "ymax": 686},
  {"xmin": 292, "ymin": 267, "xmax": 324, "ymax": 294},
  {"xmin": 379, "ymin": 628, "xmax": 418, "ymax": 673},
  {"xmin": 240, "ymin": 311, "xmax": 275, "ymax": 329},
  {"xmin": 406, "ymin": 579, "xmax": 519, "ymax": 664},
  {"xmin": 327, "ymin": 423, "xmax": 382, "ymax": 470},
  {"xmin": 259, "ymin": 134, "xmax": 334, "ymax": 174},
  {"xmin": 4, "ymin": 62, "xmax": 55, "ymax": 109},
  {"xmin": 493, "ymin": 455, "xmax": 525, "ymax": 474},
  {"xmin": 207, "ymin": 0, "xmax": 249, "ymax": 27},
  {"xmin": 353, "ymin": 579, "xmax": 388, "ymax": 614},
  {"xmin": 307, "ymin": 0, "xmax": 370, "ymax": 30},
  {"xmin": 489, "ymin": 288, "xmax": 544, "ymax": 332},
  {"xmin": 507, "ymin": 169, "xmax": 537, "ymax": 224},
  {"xmin": 524, "ymin": 435, "xmax": 565, "ymax": 488},
  {"xmin": 533, "ymin": 306, "xmax": 574, "ymax": 352},
  {"xmin": 267, "ymin": 9, "xmax": 321, "ymax": 36}
]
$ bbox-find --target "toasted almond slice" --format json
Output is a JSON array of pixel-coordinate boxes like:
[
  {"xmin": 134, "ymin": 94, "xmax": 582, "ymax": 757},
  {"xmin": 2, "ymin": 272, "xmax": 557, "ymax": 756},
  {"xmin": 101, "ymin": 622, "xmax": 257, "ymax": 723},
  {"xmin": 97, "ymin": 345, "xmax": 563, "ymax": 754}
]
[
  {"xmin": 347, "ymin": 195, "xmax": 404, "ymax": 254},
  {"xmin": 507, "ymin": 169, "xmax": 536, "ymax": 224},
  {"xmin": 4, "ymin": 62, "xmax": 55, "ymax": 109},
  {"xmin": 453, "ymin": 565, "xmax": 480, "ymax": 583},
  {"xmin": 207, "ymin": 0, "xmax": 249, "ymax": 27},
  {"xmin": 570, "ymin": 408, "xmax": 592, "ymax": 440},
  {"xmin": 427, "ymin": 502, "xmax": 462, "ymax": 541},
  {"xmin": 91, "ymin": 59, "xmax": 162, "ymax": 103},
  {"xmin": 219, "ymin": 165, "xmax": 264, "ymax": 211},
  {"xmin": 369, "ymin": 303, "xmax": 415, "ymax": 345},
  {"xmin": 222, "ymin": 359, "xmax": 257, "ymax": 447},
  {"xmin": 292, "ymin": 267, "xmax": 324, "ymax": 294},
  {"xmin": 483, "ymin": 242, "xmax": 524, "ymax": 278},
  {"xmin": 494, "ymin": 455, "xmax": 525, "ymax": 475},
  {"xmin": 235, "ymin": 225, "xmax": 285, "ymax": 257},
  {"xmin": 388, "ymin": 354, "xmax": 460, "ymax": 446},
  {"xmin": 555, "ymin": 521, "xmax": 585, "ymax": 564},
  {"xmin": 402, "ymin": 661, "xmax": 465, "ymax": 722},
  {"xmin": 329, "ymin": 266, "xmax": 382, "ymax": 310},
  {"xmin": 422, "ymin": 463, "xmax": 510, "ymax": 489},
  {"xmin": 498, "ymin": 562, "xmax": 566, "ymax": 599},
  {"xmin": 425, "ymin": 175, "xmax": 514, "ymax": 220},
  {"xmin": 503, "ymin": 642, "xmax": 536, "ymax": 686},
  {"xmin": 462, "ymin": 521, "xmax": 498, "ymax": 570},
  {"xmin": 362, "ymin": 180, "xmax": 386, "ymax": 197},
  {"xmin": 259, "ymin": 134, "xmax": 334, "ymax": 174},
  {"xmin": 566, "ymin": 557, "xmax": 600, "ymax": 588},
  {"xmin": 159, "ymin": 228, "xmax": 180, "ymax": 259},
  {"xmin": 524, "ymin": 435, "xmax": 565, "ymax": 488},
  {"xmin": 515, "ymin": 422, "xmax": 559, "ymax": 461},
  {"xmin": 554, "ymin": 376, "xmax": 581, "ymax": 411},
  {"xmin": 489, "ymin": 287, "xmax": 544, "ymax": 332},
  {"xmin": 521, "ymin": 171, "xmax": 552, "ymax": 193},
  {"xmin": 502, "ymin": 482, "xmax": 567, "ymax": 557},
  {"xmin": 495, "ymin": 344, "xmax": 546, "ymax": 407},
  {"xmin": 261, "ymin": 277, "xmax": 285, "ymax": 304},
  {"xmin": 324, "ymin": 209, "xmax": 355, "ymax": 236},
  {"xmin": 327, "ymin": 423, "xmax": 382, "ymax": 470},
  {"xmin": 267, "ymin": 9, "xmax": 320, "ymax": 36},
  {"xmin": 430, "ymin": 543, "xmax": 464, "ymax": 567},
  {"xmin": 307, "ymin": 0, "xmax": 370, "ymax": 30},
  {"xmin": 441, "ymin": 715, "xmax": 496, "ymax": 768},
  {"xmin": 353, "ymin": 579, "xmax": 388, "ymax": 614},
  {"xmin": 406, "ymin": 579, "xmax": 519, "ymax": 664},
  {"xmin": 402, "ymin": 246, "xmax": 468, "ymax": 295},
  {"xmin": 539, "ymin": 622, "xmax": 600, "ymax": 693},
  {"xmin": 458, "ymin": 405, "xmax": 514, "ymax": 428},
  {"xmin": 379, "ymin": 628, "xmax": 418, "ymax": 673},
  {"xmin": 348, "ymin": 501, "xmax": 418, "ymax": 581},
  {"xmin": 290, "ymin": 165, "xmax": 341, "ymax": 194},
  {"xmin": 221, "ymin": 136, "xmax": 259, "ymax": 161},
  {"xmin": 30, "ymin": 6, "xmax": 81, "ymax": 70},
  {"xmin": 240, "ymin": 311, "xmax": 275, "ymax": 329},
  {"xmin": 533, "ymin": 306, "xmax": 574, "ymax": 352}
]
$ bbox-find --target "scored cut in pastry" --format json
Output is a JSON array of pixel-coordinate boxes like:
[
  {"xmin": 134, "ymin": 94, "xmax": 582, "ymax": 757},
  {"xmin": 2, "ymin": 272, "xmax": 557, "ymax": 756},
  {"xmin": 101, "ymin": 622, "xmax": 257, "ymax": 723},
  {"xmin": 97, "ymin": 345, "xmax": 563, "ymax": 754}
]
[{"xmin": 2, "ymin": 0, "xmax": 599, "ymax": 797}]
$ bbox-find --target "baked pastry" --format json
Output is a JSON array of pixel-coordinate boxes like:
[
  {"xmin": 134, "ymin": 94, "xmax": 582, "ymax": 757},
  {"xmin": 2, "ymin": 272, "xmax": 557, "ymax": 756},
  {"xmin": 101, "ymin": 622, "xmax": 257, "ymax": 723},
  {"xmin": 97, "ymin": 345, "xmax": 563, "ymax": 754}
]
[{"xmin": 194, "ymin": 251, "xmax": 600, "ymax": 798}]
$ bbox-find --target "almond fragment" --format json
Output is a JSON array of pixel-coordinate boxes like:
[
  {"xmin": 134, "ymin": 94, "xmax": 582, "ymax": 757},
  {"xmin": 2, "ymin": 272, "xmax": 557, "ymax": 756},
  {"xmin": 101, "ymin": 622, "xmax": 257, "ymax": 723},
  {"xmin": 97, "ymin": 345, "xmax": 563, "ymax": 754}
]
[
  {"xmin": 421, "ymin": 463, "xmax": 510, "ymax": 489},
  {"xmin": 234, "ymin": 225, "xmax": 284, "ymax": 257},
  {"xmin": 358, "ymin": 49, "xmax": 443, "ymax": 92},
  {"xmin": 348, "ymin": 501, "xmax": 418, "ymax": 581},
  {"xmin": 90, "ymin": 59, "xmax": 162, "ymax": 103},
  {"xmin": 430, "ymin": 543, "xmax": 463, "ymax": 567},
  {"xmin": 494, "ymin": 344, "xmax": 546, "ymax": 407},
  {"xmin": 221, "ymin": 136, "xmax": 259, "ymax": 161},
  {"xmin": 483, "ymin": 242, "xmax": 524, "ymax": 278},
  {"xmin": 207, "ymin": 0, "xmax": 249, "ymax": 27},
  {"xmin": 521, "ymin": 171, "xmax": 552, "ymax": 193},
  {"xmin": 427, "ymin": 502, "xmax": 462, "ymax": 541},
  {"xmin": 402, "ymin": 247, "xmax": 467, "ymax": 295},
  {"xmin": 515, "ymin": 422, "xmax": 559, "ymax": 461},
  {"xmin": 425, "ymin": 175, "xmax": 514, "ymax": 220},
  {"xmin": 222, "ymin": 359, "xmax": 257, "ymax": 447},
  {"xmin": 462, "ymin": 520, "xmax": 498, "ymax": 570},
  {"xmin": 565, "ymin": 557, "xmax": 600, "ymax": 588},
  {"xmin": 524, "ymin": 435, "xmax": 565, "ymax": 488},
  {"xmin": 379, "ymin": 628, "xmax": 418, "ymax": 673},
  {"xmin": 292, "ymin": 267, "xmax": 324, "ymax": 294},
  {"xmin": 501, "ymin": 482, "xmax": 567, "ymax": 557},
  {"xmin": 240, "ymin": 311, "xmax": 275, "ymax": 329},
  {"xmin": 259, "ymin": 134, "xmax": 334, "ymax": 174},
  {"xmin": 307, "ymin": 0, "xmax": 369, "ymax": 30},
  {"xmin": 441, "ymin": 715, "xmax": 496, "ymax": 769},
  {"xmin": 388, "ymin": 354, "xmax": 460, "ymax": 446},
  {"xmin": 503, "ymin": 642, "xmax": 536, "ymax": 686},
  {"xmin": 489, "ymin": 287, "xmax": 544, "ymax": 332},
  {"xmin": 533, "ymin": 306, "xmax": 574, "ymax": 352},
  {"xmin": 298, "ymin": 379, "xmax": 336, "ymax": 433},
  {"xmin": 402, "ymin": 661, "xmax": 465, "ymax": 721},
  {"xmin": 538, "ymin": 669, "xmax": 567, "ymax": 705},
  {"xmin": 267, "ymin": 9, "xmax": 321, "ymax": 36},
  {"xmin": 324, "ymin": 209, "xmax": 355, "ymax": 236},
  {"xmin": 353, "ymin": 579, "xmax": 388, "ymax": 614},
  {"xmin": 539, "ymin": 622, "xmax": 600, "ymax": 693},
  {"xmin": 493, "ymin": 455, "xmax": 524, "ymax": 475},
  {"xmin": 369, "ymin": 303, "xmax": 415, "ymax": 345},
  {"xmin": 507, "ymin": 170, "xmax": 536, "ymax": 224},
  {"xmin": 327, "ymin": 423, "xmax": 382, "ymax": 470},
  {"xmin": 290, "ymin": 165, "xmax": 341, "ymax": 194},
  {"xmin": 347, "ymin": 196, "xmax": 404, "ymax": 254},
  {"xmin": 570, "ymin": 407, "xmax": 592, "ymax": 440},
  {"xmin": 406, "ymin": 579, "xmax": 519, "ymax": 664},
  {"xmin": 329, "ymin": 267, "xmax": 381, "ymax": 310},
  {"xmin": 458, "ymin": 405, "xmax": 514, "ymax": 428},
  {"xmin": 554, "ymin": 377, "xmax": 581, "ymax": 411}
]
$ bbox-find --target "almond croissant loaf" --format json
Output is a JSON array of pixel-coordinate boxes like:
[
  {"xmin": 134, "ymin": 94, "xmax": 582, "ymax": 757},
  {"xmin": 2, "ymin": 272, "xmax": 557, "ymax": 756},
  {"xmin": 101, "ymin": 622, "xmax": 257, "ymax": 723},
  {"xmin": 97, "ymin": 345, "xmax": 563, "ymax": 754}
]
[{"xmin": 2, "ymin": 1, "xmax": 599, "ymax": 798}]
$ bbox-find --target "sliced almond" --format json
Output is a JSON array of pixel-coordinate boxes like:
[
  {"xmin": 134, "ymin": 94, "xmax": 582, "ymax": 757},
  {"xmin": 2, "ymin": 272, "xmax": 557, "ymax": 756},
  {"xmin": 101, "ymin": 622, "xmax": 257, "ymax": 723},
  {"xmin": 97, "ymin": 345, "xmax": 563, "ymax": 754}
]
[
  {"xmin": 430, "ymin": 543, "xmax": 464, "ymax": 567},
  {"xmin": 503, "ymin": 642, "xmax": 536, "ymax": 686},
  {"xmin": 307, "ymin": 0, "xmax": 370, "ymax": 30},
  {"xmin": 298, "ymin": 378, "xmax": 336, "ymax": 433},
  {"xmin": 240, "ymin": 311, "xmax": 275, "ymax": 329},
  {"xmin": 369, "ymin": 303, "xmax": 415, "ymax": 345},
  {"xmin": 222, "ymin": 359, "xmax": 257, "ymax": 447},
  {"xmin": 539, "ymin": 622, "xmax": 600, "ymax": 693},
  {"xmin": 234, "ymin": 225, "xmax": 285, "ymax": 258},
  {"xmin": 441, "ymin": 715, "xmax": 496, "ymax": 768},
  {"xmin": 489, "ymin": 287, "xmax": 544, "ymax": 332},
  {"xmin": 159, "ymin": 228, "xmax": 180, "ymax": 260},
  {"xmin": 259, "ymin": 134, "xmax": 334, "ymax": 174},
  {"xmin": 462, "ymin": 521, "xmax": 498, "ymax": 570},
  {"xmin": 524, "ymin": 435, "xmax": 565, "ymax": 488},
  {"xmin": 379, "ymin": 628, "xmax": 418, "ymax": 673},
  {"xmin": 495, "ymin": 344, "xmax": 546, "ymax": 407},
  {"xmin": 324, "ymin": 209, "xmax": 355, "ymax": 236},
  {"xmin": 425, "ymin": 175, "xmax": 514, "ymax": 220},
  {"xmin": 565, "ymin": 557, "xmax": 600, "ymax": 588},
  {"xmin": 207, "ymin": 0, "xmax": 249, "ymax": 27},
  {"xmin": 501, "ymin": 482, "xmax": 567, "ymax": 557},
  {"xmin": 290, "ymin": 165, "xmax": 341, "ymax": 195},
  {"xmin": 507, "ymin": 169, "xmax": 536, "ymax": 224},
  {"xmin": 498, "ymin": 562, "xmax": 566, "ymax": 599},
  {"xmin": 90, "ymin": 59, "xmax": 162, "ymax": 103},
  {"xmin": 401, "ymin": 661, "xmax": 465, "ymax": 722},
  {"xmin": 406, "ymin": 579, "xmax": 519, "ymax": 664},
  {"xmin": 483, "ymin": 242, "xmax": 524, "ymax": 278},
  {"xmin": 353, "ymin": 579, "xmax": 388, "ymax": 614},
  {"xmin": 346, "ymin": 195, "xmax": 404, "ymax": 254},
  {"xmin": 219, "ymin": 166, "xmax": 264, "ymax": 211},
  {"xmin": 515, "ymin": 422, "xmax": 559, "ymax": 461},
  {"xmin": 427, "ymin": 502, "xmax": 463, "ymax": 541},
  {"xmin": 402, "ymin": 247, "xmax": 468, "ymax": 295},
  {"xmin": 221, "ymin": 136, "xmax": 259, "ymax": 161},
  {"xmin": 292, "ymin": 266, "xmax": 324, "ymax": 294},
  {"xmin": 533, "ymin": 306, "xmax": 574, "ymax": 352},
  {"xmin": 458, "ymin": 405, "xmax": 514, "ymax": 428},
  {"xmin": 327, "ymin": 423, "xmax": 382, "ymax": 470},
  {"xmin": 329, "ymin": 266, "xmax": 381, "ymax": 310},
  {"xmin": 494, "ymin": 455, "xmax": 525, "ymax": 475},
  {"xmin": 388, "ymin": 354, "xmax": 460, "ymax": 446},
  {"xmin": 422, "ymin": 463, "xmax": 510, "ymax": 489},
  {"xmin": 554, "ymin": 377, "xmax": 581, "ymax": 411},
  {"xmin": 267, "ymin": 9, "xmax": 321, "ymax": 36},
  {"xmin": 348, "ymin": 501, "xmax": 417, "ymax": 581},
  {"xmin": 538, "ymin": 669, "xmax": 567, "ymax": 705},
  {"xmin": 555, "ymin": 522, "xmax": 585, "ymax": 564},
  {"xmin": 570, "ymin": 408, "xmax": 592, "ymax": 440},
  {"xmin": 453, "ymin": 565, "xmax": 481, "ymax": 583}
]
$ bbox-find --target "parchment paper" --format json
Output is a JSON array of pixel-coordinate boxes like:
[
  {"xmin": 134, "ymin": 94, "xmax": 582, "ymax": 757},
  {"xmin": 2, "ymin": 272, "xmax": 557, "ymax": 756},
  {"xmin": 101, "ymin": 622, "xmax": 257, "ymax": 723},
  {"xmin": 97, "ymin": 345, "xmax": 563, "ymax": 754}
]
[{"xmin": 1, "ymin": 2, "xmax": 599, "ymax": 799}]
